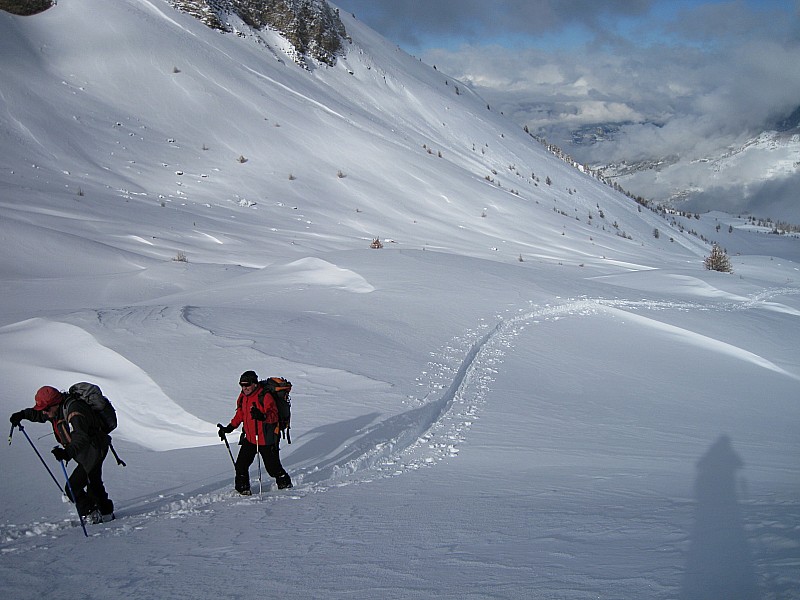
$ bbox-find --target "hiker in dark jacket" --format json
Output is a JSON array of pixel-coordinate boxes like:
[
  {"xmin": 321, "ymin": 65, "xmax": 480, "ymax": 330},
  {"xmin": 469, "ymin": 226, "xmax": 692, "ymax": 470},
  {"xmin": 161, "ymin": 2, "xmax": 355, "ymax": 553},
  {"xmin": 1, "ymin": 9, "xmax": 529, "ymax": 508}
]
[
  {"xmin": 10, "ymin": 386, "xmax": 115, "ymax": 523},
  {"xmin": 218, "ymin": 370, "xmax": 293, "ymax": 494}
]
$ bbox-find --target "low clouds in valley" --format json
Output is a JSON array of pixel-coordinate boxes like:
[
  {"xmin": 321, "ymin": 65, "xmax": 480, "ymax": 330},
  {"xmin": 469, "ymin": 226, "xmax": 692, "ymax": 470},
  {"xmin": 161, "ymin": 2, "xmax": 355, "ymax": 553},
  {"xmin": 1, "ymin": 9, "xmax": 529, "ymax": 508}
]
[{"xmin": 336, "ymin": 0, "xmax": 800, "ymax": 217}]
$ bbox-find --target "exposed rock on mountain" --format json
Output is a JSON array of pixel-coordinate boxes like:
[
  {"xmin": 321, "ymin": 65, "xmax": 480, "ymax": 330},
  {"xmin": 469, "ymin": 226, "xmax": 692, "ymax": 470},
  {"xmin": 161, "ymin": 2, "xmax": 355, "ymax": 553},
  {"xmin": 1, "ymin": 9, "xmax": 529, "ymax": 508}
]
[
  {"xmin": 0, "ymin": 0, "xmax": 53, "ymax": 15},
  {"xmin": 171, "ymin": 0, "xmax": 348, "ymax": 65}
]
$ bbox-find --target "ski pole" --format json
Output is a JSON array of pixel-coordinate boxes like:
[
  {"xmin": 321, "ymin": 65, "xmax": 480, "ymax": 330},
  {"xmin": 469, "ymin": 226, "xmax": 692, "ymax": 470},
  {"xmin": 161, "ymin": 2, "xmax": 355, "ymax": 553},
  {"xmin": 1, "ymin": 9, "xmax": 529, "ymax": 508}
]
[
  {"xmin": 8, "ymin": 424, "xmax": 14, "ymax": 446},
  {"xmin": 60, "ymin": 459, "xmax": 88, "ymax": 538},
  {"xmin": 216, "ymin": 424, "xmax": 236, "ymax": 467},
  {"xmin": 256, "ymin": 427, "xmax": 262, "ymax": 495},
  {"xmin": 17, "ymin": 425, "xmax": 65, "ymax": 495}
]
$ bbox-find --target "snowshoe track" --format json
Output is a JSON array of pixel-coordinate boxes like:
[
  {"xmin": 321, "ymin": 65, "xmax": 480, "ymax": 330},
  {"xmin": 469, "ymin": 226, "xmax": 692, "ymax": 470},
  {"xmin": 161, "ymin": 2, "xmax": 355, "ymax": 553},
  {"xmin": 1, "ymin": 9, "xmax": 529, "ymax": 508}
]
[{"xmin": 3, "ymin": 288, "xmax": 798, "ymax": 544}]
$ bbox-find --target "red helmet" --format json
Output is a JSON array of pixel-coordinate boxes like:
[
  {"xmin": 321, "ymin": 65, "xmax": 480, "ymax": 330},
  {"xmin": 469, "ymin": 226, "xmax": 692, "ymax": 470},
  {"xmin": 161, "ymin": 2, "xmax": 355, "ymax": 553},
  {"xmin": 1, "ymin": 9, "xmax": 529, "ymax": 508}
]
[{"xmin": 34, "ymin": 386, "xmax": 62, "ymax": 411}]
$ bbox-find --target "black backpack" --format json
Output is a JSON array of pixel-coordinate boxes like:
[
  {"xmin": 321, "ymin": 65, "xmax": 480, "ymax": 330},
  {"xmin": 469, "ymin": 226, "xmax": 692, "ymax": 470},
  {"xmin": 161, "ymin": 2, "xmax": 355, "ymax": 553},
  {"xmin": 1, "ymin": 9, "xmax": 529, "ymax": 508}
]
[
  {"xmin": 259, "ymin": 377, "xmax": 292, "ymax": 443},
  {"xmin": 67, "ymin": 382, "xmax": 118, "ymax": 433}
]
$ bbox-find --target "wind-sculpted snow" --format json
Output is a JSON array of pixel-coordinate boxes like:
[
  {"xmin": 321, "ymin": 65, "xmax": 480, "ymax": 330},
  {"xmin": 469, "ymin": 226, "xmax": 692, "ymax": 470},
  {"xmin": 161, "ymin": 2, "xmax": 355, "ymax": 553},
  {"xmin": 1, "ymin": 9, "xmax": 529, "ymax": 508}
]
[
  {"xmin": 0, "ymin": 318, "xmax": 218, "ymax": 451},
  {"xmin": 6, "ymin": 288, "xmax": 800, "ymax": 543},
  {"xmin": 4, "ymin": 284, "xmax": 797, "ymax": 547},
  {"xmin": 305, "ymin": 287, "xmax": 800, "ymax": 484},
  {"xmin": 266, "ymin": 257, "xmax": 375, "ymax": 293},
  {"xmin": 603, "ymin": 305, "xmax": 800, "ymax": 380}
]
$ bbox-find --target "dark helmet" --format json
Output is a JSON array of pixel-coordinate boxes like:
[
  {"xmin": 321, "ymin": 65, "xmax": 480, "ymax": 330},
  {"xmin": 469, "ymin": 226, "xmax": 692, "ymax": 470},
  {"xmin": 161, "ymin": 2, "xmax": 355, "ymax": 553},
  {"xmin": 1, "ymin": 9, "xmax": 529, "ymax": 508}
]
[
  {"xmin": 239, "ymin": 371, "xmax": 258, "ymax": 385},
  {"xmin": 34, "ymin": 386, "xmax": 63, "ymax": 411}
]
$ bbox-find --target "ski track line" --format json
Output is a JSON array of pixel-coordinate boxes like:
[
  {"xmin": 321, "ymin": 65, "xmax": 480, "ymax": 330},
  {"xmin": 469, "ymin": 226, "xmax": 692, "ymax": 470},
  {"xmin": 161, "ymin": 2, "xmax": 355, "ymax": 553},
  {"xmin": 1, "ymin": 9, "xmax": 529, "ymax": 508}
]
[{"xmin": 3, "ymin": 288, "xmax": 798, "ymax": 545}]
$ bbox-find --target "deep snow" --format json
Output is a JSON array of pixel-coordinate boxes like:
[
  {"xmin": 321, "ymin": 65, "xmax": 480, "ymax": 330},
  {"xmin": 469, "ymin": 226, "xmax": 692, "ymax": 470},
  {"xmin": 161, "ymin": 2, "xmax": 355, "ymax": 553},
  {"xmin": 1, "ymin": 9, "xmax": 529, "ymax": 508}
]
[{"xmin": 0, "ymin": 1, "xmax": 798, "ymax": 599}]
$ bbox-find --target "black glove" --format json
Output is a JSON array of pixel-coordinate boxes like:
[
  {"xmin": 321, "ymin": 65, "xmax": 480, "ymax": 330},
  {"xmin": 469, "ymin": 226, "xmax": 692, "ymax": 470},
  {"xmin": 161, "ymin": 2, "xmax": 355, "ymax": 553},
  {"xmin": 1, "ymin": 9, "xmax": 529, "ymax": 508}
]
[
  {"xmin": 250, "ymin": 405, "xmax": 266, "ymax": 421},
  {"xmin": 218, "ymin": 423, "xmax": 234, "ymax": 440},
  {"xmin": 9, "ymin": 411, "xmax": 25, "ymax": 427},
  {"xmin": 51, "ymin": 446, "xmax": 69, "ymax": 462}
]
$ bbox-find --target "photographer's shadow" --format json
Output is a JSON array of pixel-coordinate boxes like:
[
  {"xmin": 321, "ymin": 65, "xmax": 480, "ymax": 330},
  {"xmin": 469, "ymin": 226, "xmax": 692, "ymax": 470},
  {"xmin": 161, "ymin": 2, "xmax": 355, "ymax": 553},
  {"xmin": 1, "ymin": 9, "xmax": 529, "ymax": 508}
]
[{"xmin": 680, "ymin": 434, "xmax": 759, "ymax": 599}]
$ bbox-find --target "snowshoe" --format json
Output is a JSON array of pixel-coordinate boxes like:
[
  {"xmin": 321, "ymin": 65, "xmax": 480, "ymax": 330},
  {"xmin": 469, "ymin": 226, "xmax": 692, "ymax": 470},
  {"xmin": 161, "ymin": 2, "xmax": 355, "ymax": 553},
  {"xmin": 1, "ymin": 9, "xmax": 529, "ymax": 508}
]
[{"xmin": 276, "ymin": 474, "xmax": 293, "ymax": 489}]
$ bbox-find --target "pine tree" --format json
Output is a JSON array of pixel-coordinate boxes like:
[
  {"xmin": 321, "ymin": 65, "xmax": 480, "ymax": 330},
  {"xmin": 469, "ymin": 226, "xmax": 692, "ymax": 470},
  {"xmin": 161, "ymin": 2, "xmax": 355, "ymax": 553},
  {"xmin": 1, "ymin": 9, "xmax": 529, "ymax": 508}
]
[{"xmin": 704, "ymin": 244, "xmax": 733, "ymax": 273}]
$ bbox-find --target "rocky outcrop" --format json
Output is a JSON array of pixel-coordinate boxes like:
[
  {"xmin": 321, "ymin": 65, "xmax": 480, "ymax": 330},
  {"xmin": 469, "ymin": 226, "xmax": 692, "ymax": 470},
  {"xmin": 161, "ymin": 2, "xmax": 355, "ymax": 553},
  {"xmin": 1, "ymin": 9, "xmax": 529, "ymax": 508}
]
[
  {"xmin": 0, "ymin": 0, "xmax": 54, "ymax": 16},
  {"xmin": 171, "ymin": 0, "xmax": 348, "ymax": 66}
]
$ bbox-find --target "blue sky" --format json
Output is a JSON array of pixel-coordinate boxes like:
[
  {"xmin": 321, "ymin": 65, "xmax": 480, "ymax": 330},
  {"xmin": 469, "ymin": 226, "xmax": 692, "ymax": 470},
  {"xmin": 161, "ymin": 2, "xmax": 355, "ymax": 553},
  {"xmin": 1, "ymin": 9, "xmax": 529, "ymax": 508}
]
[{"xmin": 333, "ymin": 0, "xmax": 798, "ymax": 53}]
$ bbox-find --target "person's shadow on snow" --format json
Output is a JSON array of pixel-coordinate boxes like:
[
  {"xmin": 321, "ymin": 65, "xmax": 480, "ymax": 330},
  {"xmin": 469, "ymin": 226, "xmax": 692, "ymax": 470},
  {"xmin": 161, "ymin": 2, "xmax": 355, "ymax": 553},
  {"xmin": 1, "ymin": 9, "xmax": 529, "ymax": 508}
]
[
  {"xmin": 680, "ymin": 434, "xmax": 760, "ymax": 600},
  {"xmin": 285, "ymin": 412, "xmax": 380, "ymax": 467}
]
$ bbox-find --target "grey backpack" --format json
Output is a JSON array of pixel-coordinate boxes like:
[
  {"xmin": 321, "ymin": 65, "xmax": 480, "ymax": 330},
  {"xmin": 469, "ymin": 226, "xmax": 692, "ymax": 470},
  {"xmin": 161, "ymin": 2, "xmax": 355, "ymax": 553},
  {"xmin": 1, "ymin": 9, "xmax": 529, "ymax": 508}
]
[{"xmin": 68, "ymin": 382, "xmax": 118, "ymax": 433}]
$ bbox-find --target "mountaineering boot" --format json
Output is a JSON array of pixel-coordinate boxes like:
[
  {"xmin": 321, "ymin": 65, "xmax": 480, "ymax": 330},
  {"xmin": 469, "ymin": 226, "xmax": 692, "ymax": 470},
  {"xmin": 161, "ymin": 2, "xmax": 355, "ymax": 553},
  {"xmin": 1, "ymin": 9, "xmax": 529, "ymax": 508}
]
[
  {"xmin": 87, "ymin": 509, "xmax": 115, "ymax": 524},
  {"xmin": 276, "ymin": 473, "xmax": 293, "ymax": 489},
  {"xmin": 96, "ymin": 499, "xmax": 115, "ymax": 523},
  {"xmin": 234, "ymin": 473, "xmax": 251, "ymax": 496}
]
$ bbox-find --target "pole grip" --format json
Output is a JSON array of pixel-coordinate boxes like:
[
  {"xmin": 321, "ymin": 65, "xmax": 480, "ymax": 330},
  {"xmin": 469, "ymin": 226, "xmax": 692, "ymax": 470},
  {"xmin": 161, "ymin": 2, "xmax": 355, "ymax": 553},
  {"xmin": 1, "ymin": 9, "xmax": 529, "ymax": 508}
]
[{"xmin": 217, "ymin": 424, "xmax": 236, "ymax": 466}]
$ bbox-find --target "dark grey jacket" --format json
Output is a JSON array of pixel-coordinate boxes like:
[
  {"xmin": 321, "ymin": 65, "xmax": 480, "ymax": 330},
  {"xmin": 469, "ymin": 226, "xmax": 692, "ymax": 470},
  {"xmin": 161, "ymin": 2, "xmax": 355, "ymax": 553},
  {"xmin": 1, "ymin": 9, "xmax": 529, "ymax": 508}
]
[{"xmin": 23, "ymin": 396, "xmax": 109, "ymax": 472}]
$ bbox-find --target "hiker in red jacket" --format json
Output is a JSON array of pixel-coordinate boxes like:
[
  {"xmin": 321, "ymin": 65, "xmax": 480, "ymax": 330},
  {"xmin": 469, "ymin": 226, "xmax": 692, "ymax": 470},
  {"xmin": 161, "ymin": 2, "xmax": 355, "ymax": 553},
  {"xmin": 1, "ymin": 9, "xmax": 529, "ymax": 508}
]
[{"xmin": 218, "ymin": 371, "xmax": 292, "ymax": 494}]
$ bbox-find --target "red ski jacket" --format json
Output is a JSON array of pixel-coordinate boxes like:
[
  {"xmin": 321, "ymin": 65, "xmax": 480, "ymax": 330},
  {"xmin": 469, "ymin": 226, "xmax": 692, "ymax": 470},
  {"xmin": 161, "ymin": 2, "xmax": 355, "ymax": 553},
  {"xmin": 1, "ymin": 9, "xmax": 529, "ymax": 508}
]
[{"xmin": 227, "ymin": 384, "xmax": 280, "ymax": 446}]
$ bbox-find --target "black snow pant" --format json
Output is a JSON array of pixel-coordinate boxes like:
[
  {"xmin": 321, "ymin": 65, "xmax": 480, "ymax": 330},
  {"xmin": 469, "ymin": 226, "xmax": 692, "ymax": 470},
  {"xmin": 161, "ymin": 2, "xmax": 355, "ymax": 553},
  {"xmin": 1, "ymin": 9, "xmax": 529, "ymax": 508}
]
[
  {"xmin": 234, "ymin": 439, "xmax": 289, "ymax": 492},
  {"xmin": 65, "ymin": 450, "xmax": 113, "ymax": 517}
]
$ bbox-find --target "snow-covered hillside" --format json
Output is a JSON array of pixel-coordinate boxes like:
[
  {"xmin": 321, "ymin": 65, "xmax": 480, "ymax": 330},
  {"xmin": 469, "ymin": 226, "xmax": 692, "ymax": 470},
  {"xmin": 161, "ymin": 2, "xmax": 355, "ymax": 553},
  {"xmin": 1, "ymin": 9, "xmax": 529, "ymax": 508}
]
[
  {"xmin": 600, "ymin": 128, "xmax": 800, "ymax": 222},
  {"xmin": 1, "ymin": 1, "xmax": 798, "ymax": 599}
]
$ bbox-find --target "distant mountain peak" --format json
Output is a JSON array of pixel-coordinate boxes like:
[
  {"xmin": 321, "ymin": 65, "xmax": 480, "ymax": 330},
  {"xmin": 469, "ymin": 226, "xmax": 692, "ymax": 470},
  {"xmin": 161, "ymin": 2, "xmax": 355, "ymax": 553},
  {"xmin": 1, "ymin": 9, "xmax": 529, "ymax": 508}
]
[
  {"xmin": 170, "ymin": 0, "xmax": 349, "ymax": 66},
  {"xmin": 775, "ymin": 104, "xmax": 800, "ymax": 133}
]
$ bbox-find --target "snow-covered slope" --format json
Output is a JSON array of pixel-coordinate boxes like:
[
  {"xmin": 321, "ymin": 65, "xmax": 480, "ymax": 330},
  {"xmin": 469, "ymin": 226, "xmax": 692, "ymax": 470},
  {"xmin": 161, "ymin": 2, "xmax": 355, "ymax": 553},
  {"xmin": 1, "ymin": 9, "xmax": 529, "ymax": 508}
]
[
  {"xmin": 0, "ymin": 2, "xmax": 798, "ymax": 599},
  {"xmin": 0, "ymin": 0, "xmax": 715, "ymax": 276},
  {"xmin": 600, "ymin": 128, "xmax": 800, "ymax": 222}
]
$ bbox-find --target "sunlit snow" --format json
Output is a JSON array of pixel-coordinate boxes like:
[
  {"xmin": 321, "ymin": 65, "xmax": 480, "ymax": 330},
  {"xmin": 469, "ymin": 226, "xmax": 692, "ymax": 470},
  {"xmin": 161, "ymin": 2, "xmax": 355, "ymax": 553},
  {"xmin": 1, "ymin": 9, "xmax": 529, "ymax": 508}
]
[{"xmin": 0, "ymin": 1, "xmax": 798, "ymax": 599}]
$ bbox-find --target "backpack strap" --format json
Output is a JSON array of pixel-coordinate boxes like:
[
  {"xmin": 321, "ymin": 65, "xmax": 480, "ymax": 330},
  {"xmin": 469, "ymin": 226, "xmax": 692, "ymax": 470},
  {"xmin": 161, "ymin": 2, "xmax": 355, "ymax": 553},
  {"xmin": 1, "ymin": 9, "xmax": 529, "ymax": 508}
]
[
  {"xmin": 63, "ymin": 394, "xmax": 101, "ymax": 432},
  {"xmin": 260, "ymin": 384, "xmax": 292, "ymax": 444},
  {"xmin": 108, "ymin": 440, "xmax": 127, "ymax": 467}
]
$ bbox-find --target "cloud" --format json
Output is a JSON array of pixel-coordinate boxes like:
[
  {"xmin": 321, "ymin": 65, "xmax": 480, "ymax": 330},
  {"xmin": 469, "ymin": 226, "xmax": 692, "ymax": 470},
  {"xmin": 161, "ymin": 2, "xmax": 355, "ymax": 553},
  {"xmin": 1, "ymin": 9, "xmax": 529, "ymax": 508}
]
[
  {"xmin": 336, "ymin": 1, "xmax": 800, "ymax": 218},
  {"xmin": 418, "ymin": 2, "xmax": 800, "ymax": 166},
  {"xmin": 683, "ymin": 171, "xmax": 800, "ymax": 222}
]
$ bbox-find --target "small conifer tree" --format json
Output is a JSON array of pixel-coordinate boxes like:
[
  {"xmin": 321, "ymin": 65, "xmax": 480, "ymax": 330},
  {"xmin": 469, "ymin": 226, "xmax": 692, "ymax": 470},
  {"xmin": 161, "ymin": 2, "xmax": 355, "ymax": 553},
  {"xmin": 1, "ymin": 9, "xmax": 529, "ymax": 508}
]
[{"xmin": 704, "ymin": 244, "xmax": 732, "ymax": 273}]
